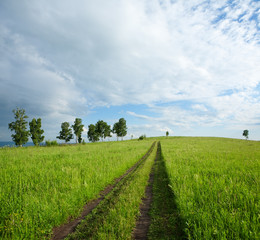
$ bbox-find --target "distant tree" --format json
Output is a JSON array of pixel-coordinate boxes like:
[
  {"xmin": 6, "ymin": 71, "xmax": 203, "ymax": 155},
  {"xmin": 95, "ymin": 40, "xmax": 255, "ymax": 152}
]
[
  {"xmin": 95, "ymin": 120, "xmax": 109, "ymax": 141},
  {"xmin": 57, "ymin": 122, "xmax": 73, "ymax": 143},
  {"xmin": 87, "ymin": 124, "xmax": 99, "ymax": 142},
  {"xmin": 166, "ymin": 131, "xmax": 169, "ymax": 137},
  {"xmin": 243, "ymin": 130, "xmax": 249, "ymax": 140},
  {"xmin": 118, "ymin": 118, "xmax": 127, "ymax": 140},
  {"xmin": 45, "ymin": 140, "xmax": 58, "ymax": 146},
  {"xmin": 113, "ymin": 118, "xmax": 127, "ymax": 140},
  {"xmin": 138, "ymin": 134, "xmax": 146, "ymax": 140},
  {"xmin": 112, "ymin": 122, "xmax": 120, "ymax": 141},
  {"xmin": 104, "ymin": 122, "xmax": 112, "ymax": 140},
  {"xmin": 8, "ymin": 108, "xmax": 30, "ymax": 147},
  {"xmin": 29, "ymin": 118, "xmax": 45, "ymax": 146},
  {"xmin": 72, "ymin": 118, "xmax": 84, "ymax": 143}
]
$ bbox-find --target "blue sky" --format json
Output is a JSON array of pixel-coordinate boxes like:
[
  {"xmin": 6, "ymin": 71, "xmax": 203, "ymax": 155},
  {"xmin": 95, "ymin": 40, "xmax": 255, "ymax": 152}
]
[{"xmin": 0, "ymin": 0, "xmax": 260, "ymax": 141}]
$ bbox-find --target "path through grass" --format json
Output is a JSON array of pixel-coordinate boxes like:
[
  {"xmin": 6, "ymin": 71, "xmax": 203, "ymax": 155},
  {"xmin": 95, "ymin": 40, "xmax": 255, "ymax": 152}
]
[
  {"xmin": 67, "ymin": 142, "xmax": 157, "ymax": 239},
  {"xmin": 149, "ymin": 141, "xmax": 187, "ymax": 240},
  {"xmin": 0, "ymin": 140, "xmax": 153, "ymax": 239}
]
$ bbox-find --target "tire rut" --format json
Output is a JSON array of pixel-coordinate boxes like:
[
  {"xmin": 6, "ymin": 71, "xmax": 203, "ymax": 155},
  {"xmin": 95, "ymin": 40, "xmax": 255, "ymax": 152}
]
[
  {"xmin": 132, "ymin": 141, "xmax": 160, "ymax": 240},
  {"xmin": 51, "ymin": 141, "xmax": 156, "ymax": 240}
]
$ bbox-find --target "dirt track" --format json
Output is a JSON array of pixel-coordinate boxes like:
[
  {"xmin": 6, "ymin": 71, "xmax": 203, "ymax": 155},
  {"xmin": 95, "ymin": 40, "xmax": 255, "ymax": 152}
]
[
  {"xmin": 132, "ymin": 142, "xmax": 159, "ymax": 239},
  {"xmin": 51, "ymin": 141, "xmax": 156, "ymax": 240}
]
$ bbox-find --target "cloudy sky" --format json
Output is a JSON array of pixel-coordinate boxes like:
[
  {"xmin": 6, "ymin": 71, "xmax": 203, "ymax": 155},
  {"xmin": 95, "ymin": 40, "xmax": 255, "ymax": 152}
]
[{"xmin": 0, "ymin": 0, "xmax": 260, "ymax": 142}]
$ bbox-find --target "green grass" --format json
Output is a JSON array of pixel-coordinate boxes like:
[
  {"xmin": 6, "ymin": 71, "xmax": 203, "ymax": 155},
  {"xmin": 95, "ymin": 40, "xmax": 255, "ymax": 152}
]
[
  {"xmin": 160, "ymin": 137, "xmax": 260, "ymax": 239},
  {"xmin": 1, "ymin": 137, "xmax": 259, "ymax": 239},
  {"xmin": 149, "ymin": 141, "xmax": 186, "ymax": 240},
  {"xmin": 67, "ymin": 142, "xmax": 157, "ymax": 240},
  {"xmin": 0, "ymin": 140, "xmax": 153, "ymax": 239}
]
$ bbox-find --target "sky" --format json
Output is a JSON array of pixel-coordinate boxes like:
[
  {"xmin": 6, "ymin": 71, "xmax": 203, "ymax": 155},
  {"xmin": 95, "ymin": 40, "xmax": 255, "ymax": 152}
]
[{"xmin": 0, "ymin": 0, "xmax": 260, "ymax": 142}]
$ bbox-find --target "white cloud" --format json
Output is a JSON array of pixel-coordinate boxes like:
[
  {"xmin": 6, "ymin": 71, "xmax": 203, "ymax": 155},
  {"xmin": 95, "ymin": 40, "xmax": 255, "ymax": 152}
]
[
  {"xmin": 0, "ymin": 24, "xmax": 88, "ymax": 140},
  {"xmin": 192, "ymin": 104, "xmax": 208, "ymax": 112},
  {"xmin": 127, "ymin": 111, "xmax": 153, "ymax": 120},
  {"xmin": 0, "ymin": 0, "xmax": 259, "ymax": 140}
]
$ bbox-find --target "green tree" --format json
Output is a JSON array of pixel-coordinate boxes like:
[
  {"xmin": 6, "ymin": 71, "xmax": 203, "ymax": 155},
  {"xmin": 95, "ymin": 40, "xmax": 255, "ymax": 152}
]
[
  {"xmin": 95, "ymin": 120, "xmax": 112, "ymax": 141},
  {"xmin": 95, "ymin": 120, "xmax": 106, "ymax": 141},
  {"xmin": 243, "ymin": 130, "xmax": 249, "ymax": 140},
  {"xmin": 104, "ymin": 123, "xmax": 112, "ymax": 140},
  {"xmin": 166, "ymin": 131, "xmax": 169, "ymax": 137},
  {"xmin": 138, "ymin": 134, "xmax": 146, "ymax": 140},
  {"xmin": 8, "ymin": 108, "xmax": 30, "ymax": 146},
  {"xmin": 118, "ymin": 118, "xmax": 127, "ymax": 140},
  {"xmin": 29, "ymin": 118, "xmax": 45, "ymax": 146},
  {"xmin": 87, "ymin": 124, "xmax": 99, "ymax": 142},
  {"xmin": 72, "ymin": 118, "xmax": 84, "ymax": 143},
  {"xmin": 112, "ymin": 122, "xmax": 120, "ymax": 141},
  {"xmin": 113, "ymin": 118, "xmax": 127, "ymax": 140},
  {"xmin": 57, "ymin": 122, "xmax": 73, "ymax": 143}
]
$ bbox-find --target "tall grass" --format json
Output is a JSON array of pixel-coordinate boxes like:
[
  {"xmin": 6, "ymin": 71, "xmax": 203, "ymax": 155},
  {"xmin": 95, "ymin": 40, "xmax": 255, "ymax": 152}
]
[
  {"xmin": 161, "ymin": 137, "xmax": 260, "ymax": 239},
  {"xmin": 0, "ymin": 140, "xmax": 153, "ymax": 239},
  {"xmin": 67, "ymin": 142, "xmax": 157, "ymax": 239},
  {"xmin": 149, "ymin": 142, "xmax": 186, "ymax": 239}
]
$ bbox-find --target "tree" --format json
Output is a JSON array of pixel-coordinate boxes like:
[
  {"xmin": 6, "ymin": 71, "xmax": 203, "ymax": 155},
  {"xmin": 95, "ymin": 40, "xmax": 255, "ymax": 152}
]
[
  {"xmin": 113, "ymin": 118, "xmax": 127, "ymax": 140},
  {"xmin": 87, "ymin": 124, "xmax": 99, "ymax": 142},
  {"xmin": 8, "ymin": 108, "xmax": 30, "ymax": 146},
  {"xmin": 57, "ymin": 122, "xmax": 73, "ymax": 143},
  {"xmin": 104, "ymin": 122, "xmax": 112, "ymax": 140},
  {"xmin": 72, "ymin": 118, "xmax": 84, "ymax": 143},
  {"xmin": 118, "ymin": 118, "xmax": 127, "ymax": 140},
  {"xmin": 243, "ymin": 130, "xmax": 249, "ymax": 140},
  {"xmin": 29, "ymin": 118, "xmax": 45, "ymax": 146},
  {"xmin": 95, "ymin": 120, "xmax": 112, "ymax": 141},
  {"xmin": 112, "ymin": 122, "xmax": 120, "ymax": 141},
  {"xmin": 138, "ymin": 134, "xmax": 146, "ymax": 140},
  {"xmin": 166, "ymin": 131, "xmax": 169, "ymax": 137},
  {"xmin": 95, "ymin": 120, "xmax": 106, "ymax": 141}
]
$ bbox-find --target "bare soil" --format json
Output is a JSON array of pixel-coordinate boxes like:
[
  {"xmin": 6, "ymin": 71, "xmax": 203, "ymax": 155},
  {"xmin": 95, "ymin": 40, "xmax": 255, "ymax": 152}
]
[
  {"xmin": 51, "ymin": 142, "xmax": 156, "ymax": 240},
  {"xmin": 132, "ymin": 142, "xmax": 159, "ymax": 240}
]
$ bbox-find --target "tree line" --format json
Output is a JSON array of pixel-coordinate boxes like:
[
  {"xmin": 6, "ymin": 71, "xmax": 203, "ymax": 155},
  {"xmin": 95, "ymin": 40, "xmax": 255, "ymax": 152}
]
[
  {"xmin": 8, "ymin": 108, "xmax": 127, "ymax": 146},
  {"xmin": 88, "ymin": 118, "xmax": 127, "ymax": 142}
]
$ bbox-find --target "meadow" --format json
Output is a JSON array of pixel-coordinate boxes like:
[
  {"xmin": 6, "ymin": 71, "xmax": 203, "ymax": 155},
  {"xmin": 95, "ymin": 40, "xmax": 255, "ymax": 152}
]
[
  {"xmin": 0, "ymin": 140, "xmax": 153, "ymax": 239},
  {"xmin": 0, "ymin": 137, "xmax": 259, "ymax": 239},
  {"xmin": 160, "ymin": 137, "xmax": 260, "ymax": 239},
  {"xmin": 67, "ymin": 142, "xmax": 157, "ymax": 239}
]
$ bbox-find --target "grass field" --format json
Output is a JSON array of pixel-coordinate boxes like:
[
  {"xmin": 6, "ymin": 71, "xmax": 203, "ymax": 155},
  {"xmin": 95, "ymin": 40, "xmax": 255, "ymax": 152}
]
[
  {"xmin": 160, "ymin": 137, "xmax": 260, "ymax": 239},
  {"xmin": 1, "ymin": 137, "xmax": 259, "ymax": 239},
  {"xmin": 67, "ymin": 142, "xmax": 157, "ymax": 239},
  {"xmin": 148, "ymin": 142, "xmax": 186, "ymax": 239},
  {"xmin": 0, "ymin": 140, "xmax": 153, "ymax": 239}
]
